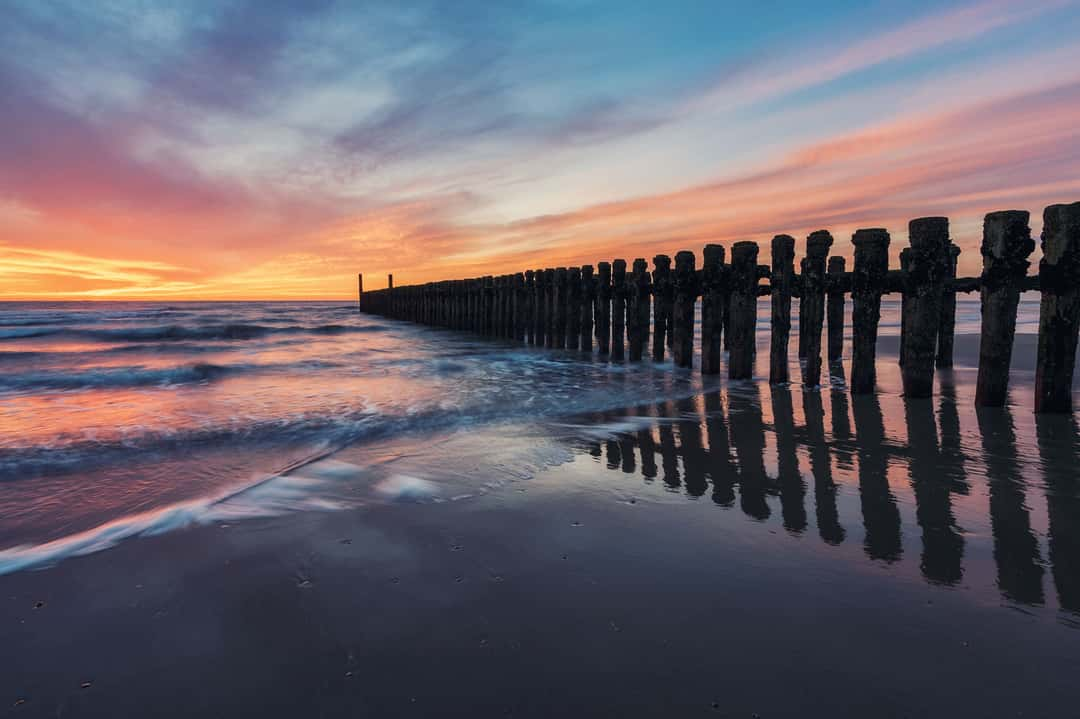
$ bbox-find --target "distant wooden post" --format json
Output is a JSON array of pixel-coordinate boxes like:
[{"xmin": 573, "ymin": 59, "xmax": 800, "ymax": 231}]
[
  {"xmin": 596, "ymin": 262, "xmax": 612, "ymax": 355},
  {"xmin": 535, "ymin": 270, "xmax": 547, "ymax": 347},
  {"xmin": 612, "ymin": 260, "xmax": 627, "ymax": 360},
  {"xmin": 513, "ymin": 272, "xmax": 526, "ymax": 341},
  {"xmin": 1035, "ymin": 202, "xmax": 1080, "ymax": 413},
  {"xmin": 901, "ymin": 217, "xmax": 949, "ymax": 398},
  {"xmin": 566, "ymin": 267, "xmax": 582, "ymax": 350},
  {"xmin": 580, "ymin": 264, "xmax": 595, "ymax": 352},
  {"xmin": 898, "ymin": 248, "xmax": 911, "ymax": 368},
  {"xmin": 975, "ymin": 211, "xmax": 1034, "ymax": 407},
  {"xmin": 483, "ymin": 276, "xmax": 494, "ymax": 336},
  {"xmin": 493, "ymin": 276, "xmax": 505, "ymax": 337},
  {"xmin": 673, "ymin": 250, "xmax": 697, "ymax": 368},
  {"xmin": 826, "ymin": 257, "xmax": 845, "ymax": 364},
  {"xmin": 553, "ymin": 268, "xmax": 568, "ymax": 349},
  {"xmin": 769, "ymin": 234, "xmax": 796, "ymax": 384},
  {"xmin": 850, "ymin": 229, "xmax": 890, "ymax": 395},
  {"xmin": 729, "ymin": 241, "xmax": 759, "ymax": 380},
  {"xmin": 357, "ymin": 273, "xmax": 364, "ymax": 310},
  {"xmin": 936, "ymin": 243, "xmax": 960, "ymax": 368},
  {"xmin": 701, "ymin": 243, "xmax": 726, "ymax": 375},
  {"xmin": 524, "ymin": 271, "xmax": 536, "ymax": 344},
  {"xmin": 652, "ymin": 254, "xmax": 672, "ymax": 362},
  {"xmin": 388, "ymin": 273, "xmax": 394, "ymax": 289},
  {"xmin": 628, "ymin": 258, "xmax": 651, "ymax": 361},
  {"xmin": 801, "ymin": 230, "xmax": 833, "ymax": 388},
  {"xmin": 544, "ymin": 269, "xmax": 556, "ymax": 348}
]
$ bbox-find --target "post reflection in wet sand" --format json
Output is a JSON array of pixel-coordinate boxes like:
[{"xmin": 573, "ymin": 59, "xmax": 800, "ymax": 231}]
[{"xmin": 573, "ymin": 378, "xmax": 1080, "ymax": 622}]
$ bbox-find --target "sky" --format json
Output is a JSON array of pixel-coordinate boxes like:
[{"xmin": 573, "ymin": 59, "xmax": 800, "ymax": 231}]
[{"xmin": 2, "ymin": 0, "xmax": 1080, "ymax": 300}]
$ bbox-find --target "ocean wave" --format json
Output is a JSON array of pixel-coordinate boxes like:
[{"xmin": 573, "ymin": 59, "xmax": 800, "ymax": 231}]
[
  {"xmin": 0, "ymin": 362, "xmax": 237, "ymax": 392},
  {"xmin": 0, "ymin": 322, "xmax": 388, "ymax": 343}
]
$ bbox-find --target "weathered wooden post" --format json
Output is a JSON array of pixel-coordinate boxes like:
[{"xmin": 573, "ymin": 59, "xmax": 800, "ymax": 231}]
[
  {"xmin": 898, "ymin": 248, "xmax": 911, "ymax": 369},
  {"xmin": 901, "ymin": 217, "xmax": 949, "ymax": 398},
  {"xmin": 673, "ymin": 250, "xmax": 697, "ymax": 368},
  {"xmin": 596, "ymin": 262, "xmax": 612, "ymax": 355},
  {"xmin": 936, "ymin": 243, "xmax": 960, "ymax": 368},
  {"xmin": 628, "ymin": 259, "xmax": 651, "ymax": 361},
  {"xmin": 800, "ymin": 230, "xmax": 833, "ymax": 388},
  {"xmin": 493, "ymin": 276, "xmax": 504, "ymax": 337},
  {"xmin": 534, "ymin": 270, "xmax": 547, "ymax": 346},
  {"xmin": 1035, "ymin": 202, "xmax": 1080, "ymax": 413},
  {"xmin": 483, "ymin": 275, "xmax": 494, "ymax": 336},
  {"xmin": 850, "ymin": 229, "xmax": 890, "ymax": 395},
  {"xmin": 701, "ymin": 243, "xmax": 725, "ymax": 375},
  {"xmin": 826, "ymin": 257, "xmax": 845, "ymax": 365},
  {"xmin": 357, "ymin": 273, "xmax": 364, "ymax": 310},
  {"xmin": 388, "ymin": 273, "xmax": 394, "ymax": 289},
  {"xmin": 769, "ymin": 234, "xmax": 795, "ymax": 384},
  {"xmin": 580, "ymin": 264, "xmax": 594, "ymax": 352},
  {"xmin": 611, "ymin": 259, "xmax": 627, "ymax": 360},
  {"xmin": 513, "ymin": 272, "xmax": 526, "ymax": 342},
  {"xmin": 543, "ymin": 269, "xmax": 556, "ymax": 348},
  {"xmin": 975, "ymin": 211, "xmax": 1035, "ymax": 407},
  {"xmin": 553, "ymin": 268, "xmax": 568, "ymax": 349},
  {"xmin": 729, "ymin": 241, "xmax": 759, "ymax": 380},
  {"xmin": 524, "ymin": 271, "xmax": 536, "ymax": 344},
  {"xmin": 652, "ymin": 254, "xmax": 672, "ymax": 362},
  {"xmin": 566, "ymin": 267, "xmax": 582, "ymax": 350}
]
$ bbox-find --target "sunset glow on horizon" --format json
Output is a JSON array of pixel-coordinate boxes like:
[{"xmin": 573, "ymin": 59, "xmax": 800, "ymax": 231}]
[{"xmin": 3, "ymin": 0, "xmax": 1080, "ymax": 300}]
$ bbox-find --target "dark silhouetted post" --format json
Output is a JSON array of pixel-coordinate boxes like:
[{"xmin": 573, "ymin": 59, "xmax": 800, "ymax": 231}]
[
  {"xmin": 976, "ymin": 211, "xmax": 1035, "ymax": 407},
  {"xmin": 901, "ymin": 217, "xmax": 950, "ymax": 398},
  {"xmin": 770, "ymin": 234, "xmax": 795, "ymax": 384},
  {"xmin": 483, "ymin": 276, "xmax": 494, "ymax": 336},
  {"xmin": 800, "ymin": 231, "xmax": 833, "ymax": 388},
  {"xmin": 566, "ymin": 267, "xmax": 582, "ymax": 350},
  {"xmin": 937, "ymin": 243, "xmax": 960, "ymax": 368},
  {"xmin": 898, "ymin": 248, "xmax": 911, "ymax": 369},
  {"xmin": 652, "ymin": 254, "xmax": 672, "ymax": 362},
  {"xmin": 388, "ymin": 273, "xmax": 394, "ymax": 289},
  {"xmin": 544, "ymin": 269, "xmax": 556, "ymax": 348},
  {"xmin": 1035, "ymin": 202, "xmax": 1080, "ymax": 413},
  {"xmin": 826, "ymin": 256, "xmax": 845, "ymax": 365},
  {"xmin": 596, "ymin": 262, "xmax": 612, "ymax": 355},
  {"xmin": 628, "ymin": 259, "xmax": 651, "ymax": 361},
  {"xmin": 580, "ymin": 264, "xmax": 594, "ymax": 352},
  {"xmin": 850, "ymin": 229, "xmax": 890, "ymax": 394},
  {"xmin": 535, "ymin": 270, "xmax": 548, "ymax": 347},
  {"xmin": 673, "ymin": 250, "xmax": 696, "ymax": 368},
  {"xmin": 729, "ymin": 241, "xmax": 759, "ymax": 380},
  {"xmin": 513, "ymin": 272, "xmax": 526, "ymax": 341},
  {"xmin": 611, "ymin": 260, "xmax": 627, "ymax": 360},
  {"xmin": 524, "ymin": 271, "xmax": 536, "ymax": 344},
  {"xmin": 553, "ymin": 268, "xmax": 568, "ymax": 349},
  {"xmin": 701, "ymin": 244, "xmax": 726, "ymax": 375}
]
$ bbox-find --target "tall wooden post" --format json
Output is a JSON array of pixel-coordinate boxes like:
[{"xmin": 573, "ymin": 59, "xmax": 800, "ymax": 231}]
[
  {"xmin": 826, "ymin": 257, "xmax": 845, "ymax": 364},
  {"xmin": 701, "ymin": 243, "xmax": 726, "ymax": 375},
  {"xmin": 1035, "ymin": 202, "xmax": 1080, "ymax": 413},
  {"xmin": 388, "ymin": 273, "xmax": 394, "ymax": 289},
  {"xmin": 611, "ymin": 260, "xmax": 627, "ymax": 360},
  {"xmin": 628, "ymin": 259, "xmax": 651, "ymax": 361},
  {"xmin": 566, "ymin": 267, "xmax": 582, "ymax": 350},
  {"xmin": 596, "ymin": 262, "xmax": 612, "ymax": 356},
  {"xmin": 544, "ymin": 269, "xmax": 556, "ymax": 348},
  {"xmin": 580, "ymin": 264, "xmax": 594, "ymax": 352},
  {"xmin": 729, "ymin": 241, "xmax": 759, "ymax": 380},
  {"xmin": 524, "ymin": 271, "xmax": 536, "ymax": 344},
  {"xmin": 936, "ymin": 243, "xmax": 960, "ymax": 368},
  {"xmin": 673, "ymin": 250, "xmax": 697, "ymax": 368},
  {"xmin": 901, "ymin": 217, "xmax": 949, "ymax": 398},
  {"xmin": 976, "ymin": 211, "xmax": 1035, "ymax": 407},
  {"xmin": 513, "ymin": 272, "xmax": 526, "ymax": 342},
  {"xmin": 652, "ymin": 255, "xmax": 672, "ymax": 362},
  {"xmin": 850, "ymin": 229, "xmax": 890, "ymax": 395},
  {"xmin": 483, "ymin": 276, "xmax": 494, "ymax": 336},
  {"xmin": 535, "ymin": 270, "xmax": 548, "ymax": 347},
  {"xmin": 800, "ymin": 230, "xmax": 833, "ymax": 388},
  {"xmin": 898, "ymin": 248, "xmax": 911, "ymax": 368},
  {"xmin": 553, "ymin": 268, "xmax": 568, "ymax": 349},
  {"xmin": 357, "ymin": 273, "xmax": 364, "ymax": 310},
  {"xmin": 769, "ymin": 234, "xmax": 795, "ymax": 384}
]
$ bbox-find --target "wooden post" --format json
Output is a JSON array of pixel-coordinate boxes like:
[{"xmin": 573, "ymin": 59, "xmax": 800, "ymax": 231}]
[
  {"xmin": 628, "ymin": 258, "xmax": 651, "ymax": 361},
  {"xmin": 976, "ymin": 211, "xmax": 1035, "ymax": 407},
  {"xmin": 652, "ymin": 254, "xmax": 672, "ymax": 362},
  {"xmin": 800, "ymin": 230, "xmax": 833, "ymax": 388},
  {"xmin": 701, "ymin": 243, "xmax": 725, "ymax": 375},
  {"xmin": 513, "ymin": 272, "xmax": 526, "ymax": 342},
  {"xmin": 729, "ymin": 241, "xmax": 759, "ymax": 380},
  {"xmin": 580, "ymin": 264, "xmax": 594, "ymax": 352},
  {"xmin": 769, "ymin": 234, "xmax": 795, "ymax": 384},
  {"xmin": 553, "ymin": 268, "xmax": 568, "ymax": 349},
  {"xmin": 936, "ymin": 243, "xmax": 960, "ymax": 368},
  {"xmin": 826, "ymin": 256, "xmax": 845, "ymax": 364},
  {"xmin": 850, "ymin": 229, "xmax": 890, "ymax": 395},
  {"xmin": 611, "ymin": 259, "xmax": 627, "ymax": 360},
  {"xmin": 524, "ymin": 271, "xmax": 536, "ymax": 344},
  {"xmin": 1035, "ymin": 202, "xmax": 1080, "ymax": 413},
  {"xmin": 388, "ymin": 273, "xmax": 394, "ymax": 289},
  {"xmin": 898, "ymin": 248, "xmax": 911, "ymax": 369},
  {"xmin": 535, "ymin": 270, "xmax": 547, "ymax": 347},
  {"xmin": 544, "ymin": 269, "xmax": 556, "ymax": 348},
  {"xmin": 673, "ymin": 250, "xmax": 697, "ymax": 368},
  {"xmin": 483, "ymin": 276, "xmax": 494, "ymax": 336},
  {"xmin": 357, "ymin": 273, "xmax": 364, "ymax": 310},
  {"xmin": 596, "ymin": 262, "xmax": 612, "ymax": 355},
  {"xmin": 901, "ymin": 217, "xmax": 949, "ymax": 398},
  {"xmin": 566, "ymin": 267, "xmax": 582, "ymax": 350}
]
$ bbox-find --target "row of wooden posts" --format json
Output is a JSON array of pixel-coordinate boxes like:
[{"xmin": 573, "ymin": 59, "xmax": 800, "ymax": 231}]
[{"xmin": 358, "ymin": 203, "xmax": 1080, "ymax": 413}]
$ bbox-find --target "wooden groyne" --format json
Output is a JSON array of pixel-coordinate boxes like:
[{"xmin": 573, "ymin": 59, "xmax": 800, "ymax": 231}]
[{"xmin": 357, "ymin": 203, "xmax": 1080, "ymax": 412}]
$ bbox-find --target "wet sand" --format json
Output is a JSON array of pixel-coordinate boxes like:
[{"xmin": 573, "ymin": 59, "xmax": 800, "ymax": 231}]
[{"xmin": 4, "ymin": 327, "xmax": 1080, "ymax": 717}]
